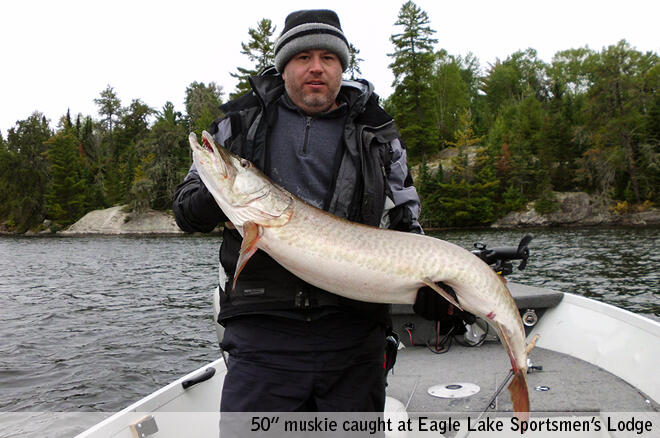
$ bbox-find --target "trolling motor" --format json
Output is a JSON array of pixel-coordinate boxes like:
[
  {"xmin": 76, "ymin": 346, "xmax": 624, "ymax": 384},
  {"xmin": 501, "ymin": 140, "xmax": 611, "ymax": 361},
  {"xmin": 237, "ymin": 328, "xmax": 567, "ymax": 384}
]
[{"xmin": 471, "ymin": 234, "xmax": 533, "ymax": 276}]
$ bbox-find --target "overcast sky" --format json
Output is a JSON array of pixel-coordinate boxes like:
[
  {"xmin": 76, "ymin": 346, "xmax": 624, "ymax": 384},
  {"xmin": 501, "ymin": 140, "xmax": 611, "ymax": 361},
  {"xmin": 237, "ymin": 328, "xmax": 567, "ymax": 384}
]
[{"xmin": 1, "ymin": 0, "xmax": 658, "ymax": 136}]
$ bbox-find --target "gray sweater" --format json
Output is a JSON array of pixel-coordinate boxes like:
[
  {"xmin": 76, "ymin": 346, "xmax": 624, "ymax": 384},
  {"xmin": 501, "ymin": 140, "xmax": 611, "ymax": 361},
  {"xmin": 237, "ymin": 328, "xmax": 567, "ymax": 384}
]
[{"xmin": 266, "ymin": 94, "xmax": 349, "ymax": 209}]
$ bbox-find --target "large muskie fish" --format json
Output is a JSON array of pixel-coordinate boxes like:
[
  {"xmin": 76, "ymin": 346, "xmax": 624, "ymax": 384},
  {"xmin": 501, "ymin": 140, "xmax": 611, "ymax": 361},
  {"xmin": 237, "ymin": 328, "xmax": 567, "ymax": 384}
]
[{"xmin": 190, "ymin": 131, "xmax": 530, "ymax": 419}]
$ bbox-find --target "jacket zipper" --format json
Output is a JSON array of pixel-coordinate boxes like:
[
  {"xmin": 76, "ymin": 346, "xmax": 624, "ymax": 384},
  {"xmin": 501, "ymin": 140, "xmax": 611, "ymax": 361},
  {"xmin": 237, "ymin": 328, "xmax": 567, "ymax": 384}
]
[{"xmin": 302, "ymin": 116, "xmax": 312, "ymax": 154}]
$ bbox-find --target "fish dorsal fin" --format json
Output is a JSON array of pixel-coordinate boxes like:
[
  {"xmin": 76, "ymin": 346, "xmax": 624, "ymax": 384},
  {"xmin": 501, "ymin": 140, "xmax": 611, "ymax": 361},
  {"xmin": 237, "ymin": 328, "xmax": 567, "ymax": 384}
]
[
  {"xmin": 232, "ymin": 221, "xmax": 263, "ymax": 292},
  {"xmin": 422, "ymin": 278, "xmax": 464, "ymax": 312}
]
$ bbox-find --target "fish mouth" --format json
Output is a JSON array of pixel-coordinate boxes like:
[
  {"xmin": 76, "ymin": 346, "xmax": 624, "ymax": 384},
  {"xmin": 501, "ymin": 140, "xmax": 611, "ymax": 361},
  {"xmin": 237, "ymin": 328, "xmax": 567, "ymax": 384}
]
[
  {"xmin": 189, "ymin": 131, "xmax": 236, "ymax": 178},
  {"xmin": 201, "ymin": 131, "xmax": 234, "ymax": 168}
]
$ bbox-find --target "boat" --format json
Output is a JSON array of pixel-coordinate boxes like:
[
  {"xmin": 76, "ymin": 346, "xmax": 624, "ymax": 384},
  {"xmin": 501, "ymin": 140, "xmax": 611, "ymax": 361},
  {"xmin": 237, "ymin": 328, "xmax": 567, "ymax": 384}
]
[{"xmin": 75, "ymin": 237, "xmax": 660, "ymax": 437}]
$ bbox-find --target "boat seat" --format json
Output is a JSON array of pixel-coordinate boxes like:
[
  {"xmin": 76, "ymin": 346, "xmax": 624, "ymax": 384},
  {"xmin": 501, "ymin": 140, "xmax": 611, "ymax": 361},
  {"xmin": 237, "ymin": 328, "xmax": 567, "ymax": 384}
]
[
  {"xmin": 507, "ymin": 282, "xmax": 563, "ymax": 309},
  {"xmin": 390, "ymin": 282, "xmax": 563, "ymax": 345},
  {"xmin": 391, "ymin": 282, "xmax": 563, "ymax": 316}
]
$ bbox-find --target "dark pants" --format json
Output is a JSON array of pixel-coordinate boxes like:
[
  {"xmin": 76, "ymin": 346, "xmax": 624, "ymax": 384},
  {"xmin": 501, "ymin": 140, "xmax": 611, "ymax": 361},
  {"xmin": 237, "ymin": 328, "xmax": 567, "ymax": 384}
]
[
  {"xmin": 219, "ymin": 313, "xmax": 387, "ymax": 412},
  {"xmin": 221, "ymin": 354, "xmax": 386, "ymax": 412}
]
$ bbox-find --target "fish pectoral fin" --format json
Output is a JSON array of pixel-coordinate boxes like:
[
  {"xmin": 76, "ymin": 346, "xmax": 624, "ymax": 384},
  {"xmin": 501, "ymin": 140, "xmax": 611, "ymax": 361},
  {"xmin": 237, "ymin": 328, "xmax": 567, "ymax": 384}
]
[
  {"xmin": 232, "ymin": 221, "xmax": 263, "ymax": 292},
  {"xmin": 422, "ymin": 278, "xmax": 464, "ymax": 311}
]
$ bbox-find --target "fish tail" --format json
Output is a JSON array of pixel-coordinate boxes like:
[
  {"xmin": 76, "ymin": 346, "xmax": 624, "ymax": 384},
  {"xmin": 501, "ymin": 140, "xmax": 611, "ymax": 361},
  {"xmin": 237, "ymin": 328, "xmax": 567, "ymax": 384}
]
[{"xmin": 508, "ymin": 368, "xmax": 530, "ymax": 422}]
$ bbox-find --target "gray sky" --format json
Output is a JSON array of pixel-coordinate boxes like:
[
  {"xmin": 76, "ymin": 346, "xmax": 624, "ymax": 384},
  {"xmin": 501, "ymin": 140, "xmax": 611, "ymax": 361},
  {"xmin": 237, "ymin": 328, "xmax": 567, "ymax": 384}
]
[{"xmin": 1, "ymin": 0, "xmax": 658, "ymax": 136}]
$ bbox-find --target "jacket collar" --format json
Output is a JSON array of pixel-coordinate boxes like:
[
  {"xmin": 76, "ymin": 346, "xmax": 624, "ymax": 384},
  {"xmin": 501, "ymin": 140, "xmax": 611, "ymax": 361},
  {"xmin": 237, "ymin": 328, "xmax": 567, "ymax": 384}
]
[{"xmin": 222, "ymin": 66, "xmax": 394, "ymax": 129}]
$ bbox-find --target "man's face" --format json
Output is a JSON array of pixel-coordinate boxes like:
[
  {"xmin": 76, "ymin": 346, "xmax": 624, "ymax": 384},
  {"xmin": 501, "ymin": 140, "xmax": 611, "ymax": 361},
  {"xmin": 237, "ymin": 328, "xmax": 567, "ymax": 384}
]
[{"xmin": 282, "ymin": 49, "xmax": 343, "ymax": 116}]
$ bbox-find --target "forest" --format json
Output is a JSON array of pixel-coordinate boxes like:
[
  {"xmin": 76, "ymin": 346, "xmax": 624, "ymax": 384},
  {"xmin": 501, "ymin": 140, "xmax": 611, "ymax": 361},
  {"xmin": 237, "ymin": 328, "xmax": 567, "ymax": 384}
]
[{"xmin": 1, "ymin": 1, "xmax": 658, "ymax": 232}]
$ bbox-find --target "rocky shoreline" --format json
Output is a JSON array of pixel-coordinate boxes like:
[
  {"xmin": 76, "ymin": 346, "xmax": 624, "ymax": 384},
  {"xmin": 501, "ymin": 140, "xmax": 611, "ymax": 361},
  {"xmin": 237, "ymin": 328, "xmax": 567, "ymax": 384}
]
[
  {"xmin": 59, "ymin": 205, "xmax": 184, "ymax": 235},
  {"xmin": 3, "ymin": 193, "xmax": 659, "ymax": 236},
  {"xmin": 492, "ymin": 192, "xmax": 660, "ymax": 228},
  {"xmin": 39, "ymin": 206, "xmax": 183, "ymax": 236}
]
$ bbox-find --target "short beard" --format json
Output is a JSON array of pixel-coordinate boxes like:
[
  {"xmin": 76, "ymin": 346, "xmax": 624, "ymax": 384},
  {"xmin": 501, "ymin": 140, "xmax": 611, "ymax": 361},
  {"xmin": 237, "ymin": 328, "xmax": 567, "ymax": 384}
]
[{"xmin": 284, "ymin": 81, "xmax": 340, "ymax": 115}]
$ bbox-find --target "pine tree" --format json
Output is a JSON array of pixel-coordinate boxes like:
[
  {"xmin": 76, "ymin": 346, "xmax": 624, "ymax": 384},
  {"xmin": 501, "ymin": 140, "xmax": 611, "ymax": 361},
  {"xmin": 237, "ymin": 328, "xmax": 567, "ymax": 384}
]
[
  {"xmin": 113, "ymin": 99, "xmax": 155, "ymax": 205},
  {"xmin": 185, "ymin": 81, "xmax": 224, "ymax": 134},
  {"xmin": 447, "ymin": 109, "xmax": 484, "ymax": 183},
  {"xmin": 584, "ymin": 40, "xmax": 659, "ymax": 203},
  {"xmin": 44, "ymin": 132, "xmax": 86, "ymax": 225},
  {"xmin": 230, "ymin": 18, "xmax": 276, "ymax": 99},
  {"xmin": 93, "ymin": 85, "xmax": 121, "ymax": 154},
  {"xmin": 346, "ymin": 43, "xmax": 364, "ymax": 80},
  {"xmin": 388, "ymin": 1, "xmax": 438, "ymax": 159},
  {"xmin": 3, "ymin": 113, "xmax": 52, "ymax": 231},
  {"xmin": 138, "ymin": 102, "xmax": 189, "ymax": 210}
]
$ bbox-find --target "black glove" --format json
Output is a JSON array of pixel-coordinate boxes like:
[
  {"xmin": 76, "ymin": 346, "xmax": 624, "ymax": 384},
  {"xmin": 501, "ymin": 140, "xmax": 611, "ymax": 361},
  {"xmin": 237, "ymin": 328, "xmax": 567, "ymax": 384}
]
[{"xmin": 413, "ymin": 282, "xmax": 476, "ymax": 326}]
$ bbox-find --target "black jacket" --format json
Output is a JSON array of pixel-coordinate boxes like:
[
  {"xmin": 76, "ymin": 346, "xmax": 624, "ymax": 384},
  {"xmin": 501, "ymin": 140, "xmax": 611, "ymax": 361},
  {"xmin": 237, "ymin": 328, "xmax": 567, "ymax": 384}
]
[{"xmin": 173, "ymin": 69, "xmax": 422, "ymax": 326}]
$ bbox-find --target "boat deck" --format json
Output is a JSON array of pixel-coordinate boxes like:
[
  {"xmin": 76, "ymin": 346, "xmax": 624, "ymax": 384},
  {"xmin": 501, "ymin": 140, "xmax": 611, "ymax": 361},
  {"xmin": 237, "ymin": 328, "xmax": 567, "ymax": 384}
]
[
  {"xmin": 387, "ymin": 342, "xmax": 658, "ymax": 414},
  {"xmin": 387, "ymin": 282, "xmax": 658, "ymax": 417}
]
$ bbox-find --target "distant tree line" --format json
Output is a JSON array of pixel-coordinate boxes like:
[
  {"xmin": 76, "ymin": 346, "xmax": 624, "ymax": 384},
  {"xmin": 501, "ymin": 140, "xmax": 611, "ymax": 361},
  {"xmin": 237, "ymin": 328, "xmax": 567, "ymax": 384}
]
[{"xmin": 0, "ymin": 1, "xmax": 657, "ymax": 232}]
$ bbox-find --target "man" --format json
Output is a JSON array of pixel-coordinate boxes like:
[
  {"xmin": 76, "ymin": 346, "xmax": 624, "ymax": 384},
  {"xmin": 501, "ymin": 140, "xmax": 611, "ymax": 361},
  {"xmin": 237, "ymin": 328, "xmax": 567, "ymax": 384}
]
[{"xmin": 174, "ymin": 9, "xmax": 431, "ymax": 413}]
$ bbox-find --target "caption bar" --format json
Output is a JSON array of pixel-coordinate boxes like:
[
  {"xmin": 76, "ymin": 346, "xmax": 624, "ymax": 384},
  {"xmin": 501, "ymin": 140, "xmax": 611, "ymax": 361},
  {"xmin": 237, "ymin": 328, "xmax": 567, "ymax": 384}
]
[{"xmin": 221, "ymin": 412, "xmax": 659, "ymax": 437}]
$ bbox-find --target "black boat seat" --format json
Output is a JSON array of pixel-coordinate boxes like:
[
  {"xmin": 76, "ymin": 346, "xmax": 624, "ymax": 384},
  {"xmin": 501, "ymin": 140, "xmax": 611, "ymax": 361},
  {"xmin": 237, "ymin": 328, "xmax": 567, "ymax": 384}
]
[
  {"xmin": 391, "ymin": 282, "xmax": 563, "ymax": 316},
  {"xmin": 390, "ymin": 282, "xmax": 563, "ymax": 345},
  {"xmin": 507, "ymin": 282, "xmax": 564, "ymax": 309}
]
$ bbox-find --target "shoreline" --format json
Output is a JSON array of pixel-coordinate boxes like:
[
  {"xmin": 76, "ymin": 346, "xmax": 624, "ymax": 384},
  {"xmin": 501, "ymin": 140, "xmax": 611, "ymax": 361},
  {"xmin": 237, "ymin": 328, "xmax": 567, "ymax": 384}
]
[{"xmin": 2, "ymin": 192, "xmax": 659, "ymax": 236}]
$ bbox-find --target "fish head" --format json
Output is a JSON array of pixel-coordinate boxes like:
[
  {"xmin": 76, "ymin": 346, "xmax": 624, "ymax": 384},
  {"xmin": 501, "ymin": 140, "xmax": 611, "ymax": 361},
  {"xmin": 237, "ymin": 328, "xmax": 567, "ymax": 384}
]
[{"xmin": 189, "ymin": 131, "xmax": 293, "ymax": 228}]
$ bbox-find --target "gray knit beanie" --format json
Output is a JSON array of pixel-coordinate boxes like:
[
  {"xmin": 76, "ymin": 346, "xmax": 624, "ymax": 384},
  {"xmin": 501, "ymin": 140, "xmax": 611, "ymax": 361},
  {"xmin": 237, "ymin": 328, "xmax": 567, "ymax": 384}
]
[{"xmin": 274, "ymin": 9, "xmax": 350, "ymax": 73}]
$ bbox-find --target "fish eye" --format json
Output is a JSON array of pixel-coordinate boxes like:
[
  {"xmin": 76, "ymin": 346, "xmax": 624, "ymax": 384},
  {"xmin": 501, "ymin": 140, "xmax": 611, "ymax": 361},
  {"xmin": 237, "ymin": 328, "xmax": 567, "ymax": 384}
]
[{"xmin": 239, "ymin": 159, "xmax": 251, "ymax": 168}]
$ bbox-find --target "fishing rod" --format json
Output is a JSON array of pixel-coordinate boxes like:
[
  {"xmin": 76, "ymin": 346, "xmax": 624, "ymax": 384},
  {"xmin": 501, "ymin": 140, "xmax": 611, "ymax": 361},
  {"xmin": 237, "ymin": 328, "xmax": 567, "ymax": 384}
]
[{"xmin": 472, "ymin": 334, "xmax": 541, "ymax": 428}]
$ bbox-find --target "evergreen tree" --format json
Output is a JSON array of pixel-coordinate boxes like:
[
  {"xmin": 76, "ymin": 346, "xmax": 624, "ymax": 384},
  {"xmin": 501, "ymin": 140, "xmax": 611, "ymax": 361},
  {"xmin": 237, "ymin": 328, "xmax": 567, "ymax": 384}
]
[
  {"xmin": 417, "ymin": 108, "xmax": 498, "ymax": 227},
  {"xmin": 230, "ymin": 18, "xmax": 276, "ymax": 99},
  {"xmin": 0, "ymin": 134, "xmax": 17, "ymax": 224},
  {"xmin": 584, "ymin": 40, "xmax": 659, "ymax": 203},
  {"xmin": 116, "ymin": 99, "xmax": 153, "ymax": 148},
  {"xmin": 346, "ymin": 43, "xmax": 364, "ymax": 80},
  {"xmin": 93, "ymin": 85, "xmax": 121, "ymax": 153},
  {"xmin": 113, "ymin": 99, "xmax": 155, "ymax": 205},
  {"xmin": 138, "ymin": 102, "xmax": 189, "ymax": 210},
  {"xmin": 185, "ymin": 81, "xmax": 224, "ymax": 134},
  {"xmin": 78, "ymin": 115, "xmax": 100, "ymax": 163},
  {"xmin": 93, "ymin": 86, "xmax": 124, "ymax": 205},
  {"xmin": 447, "ymin": 109, "xmax": 484, "ymax": 183},
  {"xmin": 74, "ymin": 115, "xmax": 107, "ymax": 211},
  {"xmin": 455, "ymin": 52, "xmax": 487, "ymax": 134},
  {"xmin": 388, "ymin": 1, "xmax": 438, "ymax": 159},
  {"xmin": 431, "ymin": 51, "xmax": 470, "ymax": 145},
  {"xmin": 481, "ymin": 49, "xmax": 547, "ymax": 126},
  {"xmin": 2, "ymin": 113, "xmax": 52, "ymax": 231},
  {"xmin": 44, "ymin": 132, "xmax": 86, "ymax": 225}
]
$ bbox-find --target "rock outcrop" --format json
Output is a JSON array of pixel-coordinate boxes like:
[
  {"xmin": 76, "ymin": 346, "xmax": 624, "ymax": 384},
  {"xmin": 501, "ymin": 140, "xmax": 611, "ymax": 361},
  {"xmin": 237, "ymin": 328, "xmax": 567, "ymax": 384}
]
[
  {"xmin": 493, "ymin": 192, "xmax": 660, "ymax": 228},
  {"xmin": 61, "ymin": 206, "xmax": 184, "ymax": 235}
]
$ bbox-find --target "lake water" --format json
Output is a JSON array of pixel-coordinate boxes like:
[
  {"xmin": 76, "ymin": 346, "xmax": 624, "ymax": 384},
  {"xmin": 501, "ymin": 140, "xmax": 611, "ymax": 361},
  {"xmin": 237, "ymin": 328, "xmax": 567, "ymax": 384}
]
[{"xmin": 0, "ymin": 228, "xmax": 658, "ymax": 434}]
